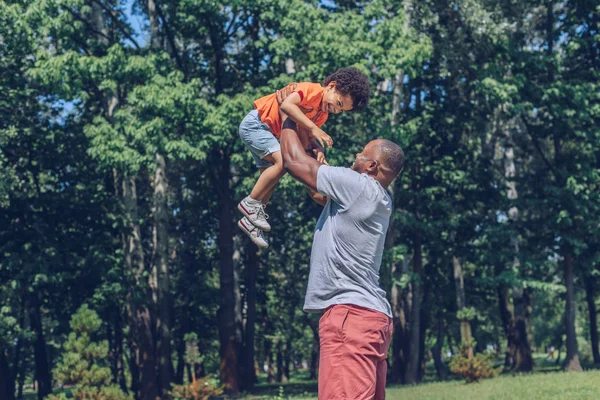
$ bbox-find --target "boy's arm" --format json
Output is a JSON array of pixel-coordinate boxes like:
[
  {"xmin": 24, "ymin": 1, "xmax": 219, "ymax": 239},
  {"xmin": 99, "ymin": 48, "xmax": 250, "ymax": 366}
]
[
  {"xmin": 275, "ymin": 85, "xmax": 314, "ymax": 151},
  {"xmin": 280, "ymin": 93, "xmax": 333, "ymax": 148}
]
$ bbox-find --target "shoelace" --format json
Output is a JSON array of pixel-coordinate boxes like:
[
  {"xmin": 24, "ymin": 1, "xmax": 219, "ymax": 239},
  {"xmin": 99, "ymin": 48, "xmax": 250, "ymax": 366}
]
[{"xmin": 257, "ymin": 204, "xmax": 269, "ymax": 220}]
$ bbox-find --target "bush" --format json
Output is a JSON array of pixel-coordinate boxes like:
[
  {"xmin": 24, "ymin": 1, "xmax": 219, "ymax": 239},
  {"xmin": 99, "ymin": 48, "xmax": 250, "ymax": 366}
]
[
  {"xmin": 170, "ymin": 378, "xmax": 223, "ymax": 400},
  {"xmin": 169, "ymin": 333, "xmax": 223, "ymax": 400},
  {"xmin": 49, "ymin": 304, "xmax": 131, "ymax": 400},
  {"xmin": 449, "ymin": 342, "xmax": 501, "ymax": 383}
]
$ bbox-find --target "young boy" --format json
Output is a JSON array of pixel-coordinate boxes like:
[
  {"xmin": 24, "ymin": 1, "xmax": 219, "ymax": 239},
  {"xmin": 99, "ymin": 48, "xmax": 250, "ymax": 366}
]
[{"xmin": 237, "ymin": 67, "xmax": 371, "ymax": 248}]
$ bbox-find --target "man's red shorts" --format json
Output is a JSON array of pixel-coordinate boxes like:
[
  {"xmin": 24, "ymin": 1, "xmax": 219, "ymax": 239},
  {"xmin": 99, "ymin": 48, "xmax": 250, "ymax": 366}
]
[{"xmin": 318, "ymin": 304, "xmax": 393, "ymax": 400}]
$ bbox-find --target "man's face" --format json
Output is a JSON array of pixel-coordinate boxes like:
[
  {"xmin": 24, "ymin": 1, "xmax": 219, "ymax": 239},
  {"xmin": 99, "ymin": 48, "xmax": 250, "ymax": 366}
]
[{"xmin": 351, "ymin": 141, "xmax": 379, "ymax": 173}]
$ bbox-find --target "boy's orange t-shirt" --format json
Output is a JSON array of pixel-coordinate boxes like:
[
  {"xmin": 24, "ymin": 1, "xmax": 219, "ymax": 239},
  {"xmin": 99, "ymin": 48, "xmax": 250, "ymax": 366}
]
[{"xmin": 253, "ymin": 82, "xmax": 329, "ymax": 138}]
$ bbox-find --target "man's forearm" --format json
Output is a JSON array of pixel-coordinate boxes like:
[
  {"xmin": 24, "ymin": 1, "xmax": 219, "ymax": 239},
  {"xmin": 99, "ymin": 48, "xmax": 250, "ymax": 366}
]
[
  {"xmin": 280, "ymin": 119, "xmax": 310, "ymax": 165},
  {"xmin": 306, "ymin": 186, "xmax": 328, "ymax": 206},
  {"xmin": 281, "ymin": 114, "xmax": 312, "ymax": 151},
  {"xmin": 280, "ymin": 119, "xmax": 321, "ymax": 190},
  {"xmin": 280, "ymin": 102, "xmax": 318, "ymax": 131}
]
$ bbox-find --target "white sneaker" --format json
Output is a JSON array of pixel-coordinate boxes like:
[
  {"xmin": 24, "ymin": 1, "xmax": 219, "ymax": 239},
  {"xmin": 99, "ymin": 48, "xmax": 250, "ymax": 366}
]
[
  {"xmin": 237, "ymin": 198, "xmax": 271, "ymax": 232},
  {"xmin": 238, "ymin": 217, "xmax": 268, "ymax": 248}
]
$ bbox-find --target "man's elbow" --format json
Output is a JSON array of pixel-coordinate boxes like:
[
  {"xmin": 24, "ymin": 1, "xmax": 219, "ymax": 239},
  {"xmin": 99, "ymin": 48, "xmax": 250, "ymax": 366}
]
[{"xmin": 282, "ymin": 157, "xmax": 296, "ymax": 173}]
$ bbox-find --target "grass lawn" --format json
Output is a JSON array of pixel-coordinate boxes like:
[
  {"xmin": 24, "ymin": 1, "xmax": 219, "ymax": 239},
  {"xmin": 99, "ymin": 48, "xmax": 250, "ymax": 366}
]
[
  {"xmin": 242, "ymin": 370, "xmax": 600, "ymax": 399},
  {"xmin": 240, "ymin": 354, "xmax": 600, "ymax": 400},
  {"xmin": 21, "ymin": 354, "xmax": 600, "ymax": 399}
]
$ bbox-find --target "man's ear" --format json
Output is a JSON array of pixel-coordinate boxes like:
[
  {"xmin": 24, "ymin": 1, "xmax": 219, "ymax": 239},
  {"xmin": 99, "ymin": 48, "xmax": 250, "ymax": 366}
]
[
  {"xmin": 366, "ymin": 160, "xmax": 378, "ymax": 173},
  {"xmin": 327, "ymin": 81, "xmax": 336, "ymax": 89}
]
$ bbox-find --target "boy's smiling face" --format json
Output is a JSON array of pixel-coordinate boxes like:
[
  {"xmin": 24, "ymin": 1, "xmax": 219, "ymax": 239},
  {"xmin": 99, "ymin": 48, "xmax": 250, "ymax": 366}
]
[{"xmin": 322, "ymin": 82, "xmax": 354, "ymax": 114}]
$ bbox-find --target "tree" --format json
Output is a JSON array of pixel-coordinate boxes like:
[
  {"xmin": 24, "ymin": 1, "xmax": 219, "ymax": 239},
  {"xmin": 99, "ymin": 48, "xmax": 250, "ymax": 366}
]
[{"xmin": 49, "ymin": 304, "xmax": 131, "ymax": 400}]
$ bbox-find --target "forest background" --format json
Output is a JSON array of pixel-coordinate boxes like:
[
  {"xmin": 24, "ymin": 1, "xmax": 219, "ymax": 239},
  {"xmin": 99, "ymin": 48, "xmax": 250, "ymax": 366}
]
[{"xmin": 1, "ymin": 0, "xmax": 599, "ymax": 398}]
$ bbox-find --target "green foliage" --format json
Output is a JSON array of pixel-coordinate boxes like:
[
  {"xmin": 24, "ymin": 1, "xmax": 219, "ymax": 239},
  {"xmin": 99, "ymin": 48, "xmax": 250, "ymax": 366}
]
[
  {"xmin": 449, "ymin": 343, "xmax": 500, "ymax": 384},
  {"xmin": 169, "ymin": 378, "xmax": 223, "ymax": 400},
  {"xmin": 456, "ymin": 307, "xmax": 477, "ymax": 322},
  {"xmin": 48, "ymin": 305, "xmax": 130, "ymax": 400},
  {"xmin": 2, "ymin": 0, "xmax": 600, "ymax": 395}
]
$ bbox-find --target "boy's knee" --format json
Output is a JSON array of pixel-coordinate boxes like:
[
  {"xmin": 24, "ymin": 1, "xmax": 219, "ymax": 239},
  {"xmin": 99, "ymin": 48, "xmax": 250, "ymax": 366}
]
[{"xmin": 269, "ymin": 152, "xmax": 284, "ymax": 169}]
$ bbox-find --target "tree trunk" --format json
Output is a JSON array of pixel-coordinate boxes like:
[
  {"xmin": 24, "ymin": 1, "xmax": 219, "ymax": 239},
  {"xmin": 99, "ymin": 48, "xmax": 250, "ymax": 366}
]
[
  {"xmin": 512, "ymin": 288, "xmax": 534, "ymax": 371},
  {"xmin": 264, "ymin": 338, "xmax": 276, "ymax": 383},
  {"xmin": 390, "ymin": 300, "xmax": 408, "ymax": 384},
  {"xmin": 585, "ymin": 277, "xmax": 600, "ymax": 364},
  {"xmin": 242, "ymin": 246, "xmax": 259, "ymax": 389},
  {"xmin": 17, "ymin": 351, "xmax": 25, "ymax": 400},
  {"xmin": 453, "ymin": 256, "xmax": 466, "ymax": 311},
  {"xmin": 431, "ymin": 289, "xmax": 448, "ymax": 381},
  {"xmin": 453, "ymin": 256, "xmax": 472, "ymax": 358},
  {"xmin": 309, "ymin": 337, "xmax": 319, "ymax": 380},
  {"xmin": 110, "ymin": 309, "xmax": 127, "ymax": 392},
  {"xmin": 123, "ymin": 175, "xmax": 158, "ymax": 399},
  {"xmin": 386, "ymin": 206, "xmax": 408, "ymax": 384},
  {"xmin": 29, "ymin": 300, "xmax": 51, "ymax": 399},
  {"xmin": 216, "ymin": 153, "xmax": 241, "ymax": 393},
  {"xmin": 431, "ymin": 318, "xmax": 447, "ymax": 381},
  {"xmin": 1, "ymin": 348, "xmax": 14, "ymax": 400},
  {"xmin": 504, "ymin": 137, "xmax": 534, "ymax": 372},
  {"xmin": 175, "ymin": 338, "xmax": 185, "ymax": 384},
  {"xmin": 153, "ymin": 153, "xmax": 173, "ymax": 396},
  {"xmin": 563, "ymin": 251, "xmax": 583, "ymax": 371},
  {"xmin": 418, "ymin": 285, "xmax": 430, "ymax": 381},
  {"xmin": 147, "ymin": 0, "xmax": 161, "ymax": 49},
  {"xmin": 145, "ymin": 0, "xmax": 172, "ymax": 391},
  {"xmin": 497, "ymin": 283, "xmax": 515, "ymax": 368},
  {"xmin": 388, "ymin": 235, "xmax": 409, "ymax": 383},
  {"xmin": 176, "ymin": 295, "xmax": 191, "ymax": 385},
  {"xmin": 9, "ymin": 303, "xmax": 24, "ymax": 400},
  {"xmin": 276, "ymin": 341, "xmax": 284, "ymax": 383},
  {"xmin": 283, "ymin": 340, "xmax": 291, "ymax": 383},
  {"xmin": 405, "ymin": 229, "xmax": 423, "ymax": 384},
  {"xmin": 305, "ymin": 316, "xmax": 320, "ymax": 380}
]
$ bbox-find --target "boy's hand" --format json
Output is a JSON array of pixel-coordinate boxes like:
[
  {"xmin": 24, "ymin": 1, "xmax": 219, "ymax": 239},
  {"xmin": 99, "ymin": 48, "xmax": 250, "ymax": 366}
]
[
  {"xmin": 276, "ymin": 83, "xmax": 297, "ymax": 105},
  {"xmin": 313, "ymin": 148, "xmax": 329, "ymax": 165},
  {"xmin": 310, "ymin": 126, "xmax": 333, "ymax": 148}
]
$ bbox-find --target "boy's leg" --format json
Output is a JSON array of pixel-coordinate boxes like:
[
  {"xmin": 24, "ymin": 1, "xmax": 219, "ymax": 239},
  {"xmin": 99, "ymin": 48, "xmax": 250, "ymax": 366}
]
[
  {"xmin": 256, "ymin": 168, "xmax": 277, "ymax": 206},
  {"xmin": 239, "ymin": 151, "xmax": 284, "ymax": 232},
  {"xmin": 249, "ymin": 151, "xmax": 285, "ymax": 203},
  {"xmin": 238, "ymin": 111, "xmax": 281, "ymax": 232}
]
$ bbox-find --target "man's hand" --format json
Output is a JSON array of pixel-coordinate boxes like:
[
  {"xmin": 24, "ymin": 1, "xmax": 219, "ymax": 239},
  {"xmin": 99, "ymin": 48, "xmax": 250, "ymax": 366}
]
[
  {"xmin": 306, "ymin": 185, "xmax": 329, "ymax": 206},
  {"xmin": 276, "ymin": 83, "xmax": 297, "ymax": 105},
  {"xmin": 310, "ymin": 126, "xmax": 333, "ymax": 148}
]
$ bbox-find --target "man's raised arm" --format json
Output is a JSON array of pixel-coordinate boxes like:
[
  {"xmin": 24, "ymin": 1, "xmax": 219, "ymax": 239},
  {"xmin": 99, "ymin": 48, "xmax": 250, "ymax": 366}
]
[{"xmin": 280, "ymin": 118, "xmax": 322, "ymax": 191}]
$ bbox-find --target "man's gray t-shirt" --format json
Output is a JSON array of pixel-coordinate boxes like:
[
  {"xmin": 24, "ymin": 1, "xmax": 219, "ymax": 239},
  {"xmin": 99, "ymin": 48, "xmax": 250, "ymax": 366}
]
[{"xmin": 303, "ymin": 165, "xmax": 393, "ymax": 318}]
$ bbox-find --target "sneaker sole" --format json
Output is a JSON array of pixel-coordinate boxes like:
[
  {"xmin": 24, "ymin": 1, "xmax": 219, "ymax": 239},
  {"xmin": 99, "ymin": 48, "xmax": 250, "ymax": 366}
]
[
  {"xmin": 237, "ymin": 203, "xmax": 271, "ymax": 232},
  {"xmin": 237, "ymin": 219, "xmax": 269, "ymax": 248}
]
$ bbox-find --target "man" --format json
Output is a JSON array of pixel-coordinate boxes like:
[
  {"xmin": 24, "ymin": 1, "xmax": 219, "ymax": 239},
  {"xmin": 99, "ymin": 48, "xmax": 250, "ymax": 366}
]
[{"xmin": 279, "ymin": 118, "xmax": 404, "ymax": 400}]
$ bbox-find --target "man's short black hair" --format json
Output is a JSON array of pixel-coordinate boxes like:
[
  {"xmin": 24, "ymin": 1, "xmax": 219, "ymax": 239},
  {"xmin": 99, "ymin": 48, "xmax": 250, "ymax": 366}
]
[
  {"xmin": 376, "ymin": 139, "xmax": 404, "ymax": 177},
  {"xmin": 323, "ymin": 67, "xmax": 371, "ymax": 111}
]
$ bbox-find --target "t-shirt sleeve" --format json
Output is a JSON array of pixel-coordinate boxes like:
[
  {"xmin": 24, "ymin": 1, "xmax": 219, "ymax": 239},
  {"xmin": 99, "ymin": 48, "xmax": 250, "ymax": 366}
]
[
  {"xmin": 292, "ymin": 82, "xmax": 323, "ymax": 112},
  {"xmin": 317, "ymin": 166, "xmax": 365, "ymax": 208}
]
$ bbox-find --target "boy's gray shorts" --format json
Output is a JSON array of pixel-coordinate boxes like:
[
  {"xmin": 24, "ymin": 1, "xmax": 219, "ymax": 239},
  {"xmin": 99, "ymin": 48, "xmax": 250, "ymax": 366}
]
[{"xmin": 239, "ymin": 110, "xmax": 280, "ymax": 168}]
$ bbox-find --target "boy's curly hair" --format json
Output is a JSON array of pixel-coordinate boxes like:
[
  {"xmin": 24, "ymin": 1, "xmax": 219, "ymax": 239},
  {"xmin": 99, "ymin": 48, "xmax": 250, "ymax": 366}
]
[{"xmin": 323, "ymin": 67, "xmax": 371, "ymax": 111}]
